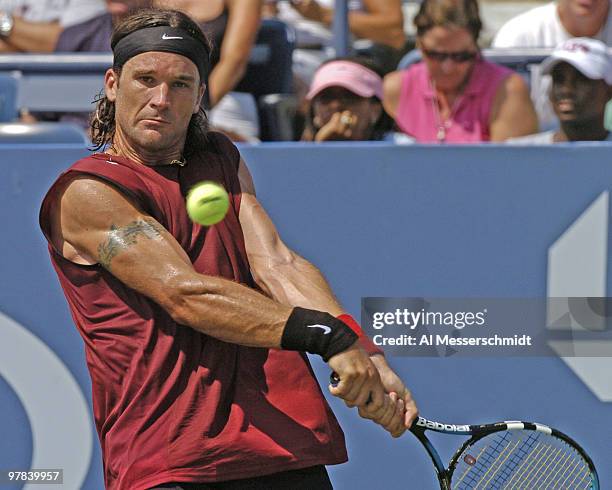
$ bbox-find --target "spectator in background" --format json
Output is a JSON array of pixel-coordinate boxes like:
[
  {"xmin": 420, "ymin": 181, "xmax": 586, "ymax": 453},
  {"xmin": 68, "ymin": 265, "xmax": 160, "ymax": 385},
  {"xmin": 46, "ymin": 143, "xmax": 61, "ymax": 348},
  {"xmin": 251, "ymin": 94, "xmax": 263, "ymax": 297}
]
[
  {"xmin": 0, "ymin": 0, "xmax": 106, "ymax": 52},
  {"xmin": 302, "ymin": 57, "xmax": 390, "ymax": 141},
  {"xmin": 508, "ymin": 38, "xmax": 612, "ymax": 144},
  {"xmin": 492, "ymin": 0, "xmax": 611, "ymax": 48},
  {"xmin": 492, "ymin": 0, "xmax": 611, "ymax": 130},
  {"xmin": 382, "ymin": 0, "xmax": 538, "ymax": 143},
  {"xmin": 264, "ymin": 0, "xmax": 406, "ymax": 82},
  {"xmin": 55, "ymin": 0, "xmax": 151, "ymax": 52}
]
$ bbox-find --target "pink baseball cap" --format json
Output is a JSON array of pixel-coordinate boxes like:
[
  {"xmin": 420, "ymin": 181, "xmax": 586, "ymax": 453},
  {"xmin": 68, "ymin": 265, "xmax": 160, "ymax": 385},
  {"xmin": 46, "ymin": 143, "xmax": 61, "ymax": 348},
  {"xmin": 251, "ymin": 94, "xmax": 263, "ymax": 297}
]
[
  {"xmin": 541, "ymin": 37, "xmax": 612, "ymax": 84},
  {"xmin": 306, "ymin": 60, "xmax": 384, "ymax": 101}
]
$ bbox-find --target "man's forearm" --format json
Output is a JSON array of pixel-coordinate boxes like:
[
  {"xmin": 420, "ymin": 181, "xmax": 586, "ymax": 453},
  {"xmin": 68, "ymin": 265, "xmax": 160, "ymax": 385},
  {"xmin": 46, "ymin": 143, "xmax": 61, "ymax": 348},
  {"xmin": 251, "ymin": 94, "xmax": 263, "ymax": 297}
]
[
  {"xmin": 348, "ymin": 11, "xmax": 405, "ymax": 49},
  {"xmin": 167, "ymin": 272, "xmax": 357, "ymax": 361},
  {"xmin": 0, "ymin": 38, "xmax": 12, "ymax": 51},
  {"xmin": 249, "ymin": 251, "xmax": 345, "ymax": 316},
  {"xmin": 250, "ymin": 256, "xmax": 385, "ymax": 357},
  {"xmin": 207, "ymin": 58, "xmax": 248, "ymax": 108},
  {"xmin": 166, "ymin": 272, "xmax": 292, "ymax": 347},
  {"xmin": 4, "ymin": 17, "xmax": 61, "ymax": 52}
]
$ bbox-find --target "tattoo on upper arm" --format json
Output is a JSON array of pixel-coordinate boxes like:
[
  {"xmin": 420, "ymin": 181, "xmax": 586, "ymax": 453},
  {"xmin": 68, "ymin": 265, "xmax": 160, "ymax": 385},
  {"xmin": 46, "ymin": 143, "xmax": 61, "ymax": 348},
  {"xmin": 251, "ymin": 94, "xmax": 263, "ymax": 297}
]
[{"xmin": 97, "ymin": 217, "xmax": 165, "ymax": 270}]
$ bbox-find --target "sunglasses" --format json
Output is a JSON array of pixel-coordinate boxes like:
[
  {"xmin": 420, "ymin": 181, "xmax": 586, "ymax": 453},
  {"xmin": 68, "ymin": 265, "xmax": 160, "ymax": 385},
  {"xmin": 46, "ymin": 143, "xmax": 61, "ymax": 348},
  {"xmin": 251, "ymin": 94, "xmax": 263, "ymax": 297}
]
[{"xmin": 422, "ymin": 49, "xmax": 478, "ymax": 63}]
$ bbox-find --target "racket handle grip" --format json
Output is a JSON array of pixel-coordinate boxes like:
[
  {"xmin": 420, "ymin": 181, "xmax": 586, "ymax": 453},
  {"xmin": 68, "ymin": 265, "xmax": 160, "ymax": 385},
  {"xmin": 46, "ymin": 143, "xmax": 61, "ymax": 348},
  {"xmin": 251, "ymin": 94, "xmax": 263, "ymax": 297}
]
[{"xmin": 332, "ymin": 373, "xmax": 423, "ymax": 433}]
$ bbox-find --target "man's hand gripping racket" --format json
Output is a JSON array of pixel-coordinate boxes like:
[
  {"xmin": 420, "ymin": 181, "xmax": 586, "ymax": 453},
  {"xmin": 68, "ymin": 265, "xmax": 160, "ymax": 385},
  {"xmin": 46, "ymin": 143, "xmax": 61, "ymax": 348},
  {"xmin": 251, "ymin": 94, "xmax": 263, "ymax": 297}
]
[{"xmin": 330, "ymin": 372, "xmax": 599, "ymax": 489}]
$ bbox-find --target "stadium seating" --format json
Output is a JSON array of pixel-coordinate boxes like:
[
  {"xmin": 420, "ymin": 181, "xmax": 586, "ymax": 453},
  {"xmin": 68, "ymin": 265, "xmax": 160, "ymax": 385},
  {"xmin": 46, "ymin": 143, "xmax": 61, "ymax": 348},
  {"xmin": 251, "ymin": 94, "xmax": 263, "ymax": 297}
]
[
  {"xmin": 0, "ymin": 53, "xmax": 109, "ymax": 113},
  {"xmin": 0, "ymin": 38, "xmax": 608, "ymax": 140},
  {"xmin": 258, "ymin": 94, "xmax": 298, "ymax": 142},
  {"xmin": 0, "ymin": 122, "xmax": 89, "ymax": 144},
  {"xmin": 0, "ymin": 21, "xmax": 294, "ymax": 110},
  {"xmin": 235, "ymin": 19, "xmax": 297, "ymax": 141},
  {"xmin": 0, "ymin": 74, "xmax": 18, "ymax": 122},
  {"xmin": 0, "ymin": 19, "xmax": 296, "ymax": 141}
]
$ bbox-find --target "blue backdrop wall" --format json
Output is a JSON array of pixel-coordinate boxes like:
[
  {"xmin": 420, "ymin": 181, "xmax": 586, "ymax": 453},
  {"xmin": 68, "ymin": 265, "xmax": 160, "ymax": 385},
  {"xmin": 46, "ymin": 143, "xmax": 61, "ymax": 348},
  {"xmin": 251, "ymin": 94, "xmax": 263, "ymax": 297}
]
[{"xmin": 1, "ymin": 142, "xmax": 610, "ymax": 489}]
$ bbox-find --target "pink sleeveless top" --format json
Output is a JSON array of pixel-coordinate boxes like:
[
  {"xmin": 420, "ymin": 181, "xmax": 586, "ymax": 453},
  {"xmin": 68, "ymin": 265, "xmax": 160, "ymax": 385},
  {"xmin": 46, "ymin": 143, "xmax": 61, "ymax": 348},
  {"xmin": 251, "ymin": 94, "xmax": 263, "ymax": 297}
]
[{"xmin": 395, "ymin": 60, "xmax": 513, "ymax": 143}]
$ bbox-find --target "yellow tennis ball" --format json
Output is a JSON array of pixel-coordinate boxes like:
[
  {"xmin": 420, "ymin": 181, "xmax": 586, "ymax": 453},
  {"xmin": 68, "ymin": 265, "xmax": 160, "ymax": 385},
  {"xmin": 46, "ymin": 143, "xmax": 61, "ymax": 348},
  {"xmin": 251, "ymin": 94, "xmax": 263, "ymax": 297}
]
[{"xmin": 186, "ymin": 181, "xmax": 230, "ymax": 226}]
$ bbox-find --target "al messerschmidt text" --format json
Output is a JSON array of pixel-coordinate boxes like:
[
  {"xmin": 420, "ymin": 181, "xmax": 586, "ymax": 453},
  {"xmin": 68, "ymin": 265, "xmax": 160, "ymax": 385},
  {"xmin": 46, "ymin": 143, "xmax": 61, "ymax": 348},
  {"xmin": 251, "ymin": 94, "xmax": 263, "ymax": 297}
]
[{"xmin": 373, "ymin": 334, "xmax": 532, "ymax": 347}]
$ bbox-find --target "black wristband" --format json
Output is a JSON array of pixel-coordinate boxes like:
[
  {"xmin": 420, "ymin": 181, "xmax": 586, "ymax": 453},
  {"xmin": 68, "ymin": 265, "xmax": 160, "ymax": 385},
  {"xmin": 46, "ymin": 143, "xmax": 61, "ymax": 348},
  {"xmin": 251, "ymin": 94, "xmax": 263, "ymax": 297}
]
[{"xmin": 281, "ymin": 307, "xmax": 358, "ymax": 361}]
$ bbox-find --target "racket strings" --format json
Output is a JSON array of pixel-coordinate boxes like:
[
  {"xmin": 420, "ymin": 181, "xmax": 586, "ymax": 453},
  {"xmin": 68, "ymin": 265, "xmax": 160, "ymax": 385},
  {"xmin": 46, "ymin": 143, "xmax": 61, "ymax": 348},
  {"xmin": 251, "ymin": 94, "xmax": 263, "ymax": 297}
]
[
  {"xmin": 453, "ymin": 432, "xmax": 534, "ymax": 489},
  {"xmin": 451, "ymin": 431, "xmax": 594, "ymax": 489},
  {"xmin": 506, "ymin": 440, "xmax": 591, "ymax": 490}
]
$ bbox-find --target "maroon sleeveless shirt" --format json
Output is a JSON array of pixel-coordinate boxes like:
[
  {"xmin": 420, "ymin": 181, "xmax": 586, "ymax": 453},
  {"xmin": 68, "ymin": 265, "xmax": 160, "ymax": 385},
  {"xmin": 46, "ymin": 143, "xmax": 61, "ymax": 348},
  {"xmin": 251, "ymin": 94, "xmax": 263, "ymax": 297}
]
[{"xmin": 39, "ymin": 133, "xmax": 347, "ymax": 490}]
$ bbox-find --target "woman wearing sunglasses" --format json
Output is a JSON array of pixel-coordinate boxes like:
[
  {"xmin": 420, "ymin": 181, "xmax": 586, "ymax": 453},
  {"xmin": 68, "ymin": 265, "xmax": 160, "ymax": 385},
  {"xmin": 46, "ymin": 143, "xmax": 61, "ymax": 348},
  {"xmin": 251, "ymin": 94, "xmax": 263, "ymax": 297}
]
[{"xmin": 383, "ymin": 0, "xmax": 538, "ymax": 143}]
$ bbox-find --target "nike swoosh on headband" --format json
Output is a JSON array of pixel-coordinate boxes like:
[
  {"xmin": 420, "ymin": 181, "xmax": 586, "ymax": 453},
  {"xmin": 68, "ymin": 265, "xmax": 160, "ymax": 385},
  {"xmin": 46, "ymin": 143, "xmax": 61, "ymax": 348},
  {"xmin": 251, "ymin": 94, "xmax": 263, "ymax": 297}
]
[
  {"xmin": 162, "ymin": 33, "xmax": 183, "ymax": 40},
  {"xmin": 306, "ymin": 324, "xmax": 331, "ymax": 335}
]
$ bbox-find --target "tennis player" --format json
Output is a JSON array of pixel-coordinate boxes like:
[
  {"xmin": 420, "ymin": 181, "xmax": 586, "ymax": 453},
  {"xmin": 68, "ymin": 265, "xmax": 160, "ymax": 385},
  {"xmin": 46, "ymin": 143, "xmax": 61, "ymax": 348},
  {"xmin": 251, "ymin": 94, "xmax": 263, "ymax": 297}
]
[{"xmin": 39, "ymin": 8, "xmax": 417, "ymax": 490}]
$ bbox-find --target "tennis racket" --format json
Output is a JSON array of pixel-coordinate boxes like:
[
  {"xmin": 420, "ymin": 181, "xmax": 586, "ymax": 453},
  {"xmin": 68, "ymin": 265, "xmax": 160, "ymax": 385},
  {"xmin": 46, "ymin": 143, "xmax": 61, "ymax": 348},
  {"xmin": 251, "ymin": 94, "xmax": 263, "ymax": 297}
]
[{"xmin": 329, "ymin": 373, "xmax": 599, "ymax": 489}]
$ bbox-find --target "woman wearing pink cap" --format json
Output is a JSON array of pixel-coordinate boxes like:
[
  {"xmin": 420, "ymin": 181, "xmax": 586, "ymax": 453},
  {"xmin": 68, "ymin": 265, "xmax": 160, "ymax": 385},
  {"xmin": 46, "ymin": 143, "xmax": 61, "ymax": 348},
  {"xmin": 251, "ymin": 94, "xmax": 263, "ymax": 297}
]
[
  {"xmin": 302, "ymin": 58, "xmax": 391, "ymax": 141},
  {"xmin": 383, "ymin": 0, "xmax": 538, "ymax": 143}
]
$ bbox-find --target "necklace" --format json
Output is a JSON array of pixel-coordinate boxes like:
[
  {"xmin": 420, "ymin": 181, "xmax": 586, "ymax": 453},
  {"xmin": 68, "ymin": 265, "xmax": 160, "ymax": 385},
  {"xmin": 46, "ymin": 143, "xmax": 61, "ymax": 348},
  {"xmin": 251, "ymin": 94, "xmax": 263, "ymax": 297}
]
[
  {"xmin": 103, "ymin": 153, "xmax": 187, "ymax": 167},
  {"xmin": 430, "ymin": 82, "xmax": 464, "ymax": 143}
]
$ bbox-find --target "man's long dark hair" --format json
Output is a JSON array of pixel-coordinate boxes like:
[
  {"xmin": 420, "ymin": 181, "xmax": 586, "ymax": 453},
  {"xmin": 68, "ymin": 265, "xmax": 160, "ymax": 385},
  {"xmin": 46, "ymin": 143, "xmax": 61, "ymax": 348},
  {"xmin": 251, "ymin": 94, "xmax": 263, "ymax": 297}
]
[{"xmin": 91, "ymin": 8, "xmax": 212, "ymax": 157}]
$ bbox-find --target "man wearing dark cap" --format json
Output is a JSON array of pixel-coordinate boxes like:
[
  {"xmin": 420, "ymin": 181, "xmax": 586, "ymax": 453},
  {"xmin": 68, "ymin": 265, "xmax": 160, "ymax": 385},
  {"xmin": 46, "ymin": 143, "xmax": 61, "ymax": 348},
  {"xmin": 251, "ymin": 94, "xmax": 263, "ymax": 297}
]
[{"xmin": 39, "ymin": 8, "xmax": 417, "ymax": 490}]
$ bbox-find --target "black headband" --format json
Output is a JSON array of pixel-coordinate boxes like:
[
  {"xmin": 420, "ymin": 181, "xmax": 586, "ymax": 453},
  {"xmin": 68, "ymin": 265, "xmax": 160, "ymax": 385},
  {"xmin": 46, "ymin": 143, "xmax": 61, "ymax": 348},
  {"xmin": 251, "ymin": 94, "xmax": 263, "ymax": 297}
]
[{"xmin": 112, "ymin": 26, "xmax": 209, "ymax": 82}]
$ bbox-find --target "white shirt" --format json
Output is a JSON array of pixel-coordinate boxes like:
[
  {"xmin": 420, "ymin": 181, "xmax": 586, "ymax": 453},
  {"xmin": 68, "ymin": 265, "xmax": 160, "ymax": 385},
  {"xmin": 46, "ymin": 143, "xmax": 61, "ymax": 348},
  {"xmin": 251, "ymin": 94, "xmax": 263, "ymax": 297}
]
[
  {"xmin": 492, "ymin": 1, "xmax": 612, "ymax": 47},
  {"xmin": 492, "ymin": 2, "xmax": 612, "ymax": 130},
  {"xmin": 507, "ymin": 130, "xmax": 612, "ymax": 144},
  {"xmin": 0, "ymin": 0, "xmax": 107, "ymax": 27},
  {"xmin": 506, "ymin": 130, "xmax": 557, "ymax": 144}
]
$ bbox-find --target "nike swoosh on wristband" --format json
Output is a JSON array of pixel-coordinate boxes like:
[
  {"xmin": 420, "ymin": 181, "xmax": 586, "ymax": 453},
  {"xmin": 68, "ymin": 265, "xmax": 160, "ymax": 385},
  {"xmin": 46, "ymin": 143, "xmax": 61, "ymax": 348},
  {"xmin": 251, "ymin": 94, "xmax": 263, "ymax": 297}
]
[
  {"xmin": 162, "ymin": 33, "xmax": 183, "ymax": 40},
  {"xmin": 306, "ymin": 324, "xmax": 331, "ymax": 335}
]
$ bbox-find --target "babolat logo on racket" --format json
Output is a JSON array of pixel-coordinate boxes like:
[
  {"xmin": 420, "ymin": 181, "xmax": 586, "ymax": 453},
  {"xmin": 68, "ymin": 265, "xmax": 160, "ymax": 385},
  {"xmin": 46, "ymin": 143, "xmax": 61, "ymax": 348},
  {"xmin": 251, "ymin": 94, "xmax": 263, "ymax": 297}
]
[{"xmin": 416, "ymin": 417, "xmax": 470, "ymax": 432}]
